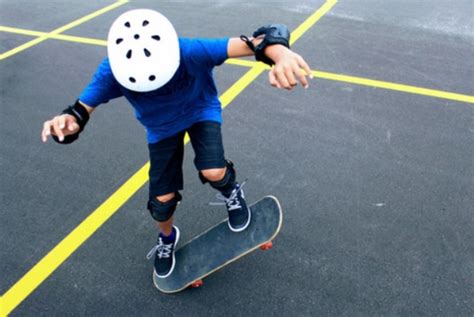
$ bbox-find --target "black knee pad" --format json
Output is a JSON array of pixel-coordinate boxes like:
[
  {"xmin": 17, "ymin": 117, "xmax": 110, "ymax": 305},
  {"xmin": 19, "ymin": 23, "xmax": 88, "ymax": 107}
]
[
  {"xmin": 147, "ymin": 192, "xmax": 182, "ymax": 222},
  {"xmin": 199, "ymin": 160, "xmax": 236, "ymax": 195}
]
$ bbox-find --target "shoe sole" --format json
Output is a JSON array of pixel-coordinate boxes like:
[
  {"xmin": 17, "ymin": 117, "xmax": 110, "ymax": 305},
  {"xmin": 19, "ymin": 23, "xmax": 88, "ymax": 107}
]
[
  {"xmin": 154, "ymin": 226, "xmax": 180, "ymax": 279},
  {"xmin": 228, "ymin": 206, "xmax": 252, "ymax": 233}
]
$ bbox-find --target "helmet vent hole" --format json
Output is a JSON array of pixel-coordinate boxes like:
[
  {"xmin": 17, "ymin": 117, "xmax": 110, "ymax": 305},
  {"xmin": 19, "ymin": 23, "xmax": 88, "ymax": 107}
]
[
  {"xmin": 149, "ymin": 75, "xmax": 156, "ymax": 81},
  {"xmin": 129, "ymin": 77, "xmax": 136, "ymax": 83},
  {"xmin": 143, "ymin": 20, "xmax": 149, "ymax": 27},
  {"xmin": 152, "ymin": 35, "xmax": 161, "ymax": 41},
  {"xmin": 144, "ymin": 48, "xmax": 151, "ymax": 57},
  {"xmin": 124, "ymin": 22, "xmax": 131, "ymax": 28},
  {"xmin": 126, "ymin": 49, "xmax": 132, "ymax": 59},
  {"xmin": 116, "ymin": 38, "xmax": 123, "ymax": 45}
]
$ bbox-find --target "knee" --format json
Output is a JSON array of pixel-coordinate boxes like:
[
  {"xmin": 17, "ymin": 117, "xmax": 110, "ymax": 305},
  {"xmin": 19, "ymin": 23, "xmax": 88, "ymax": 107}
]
[
  {"xmin": 200, "ymin": 168, "xmax": 226, "ymax": 182},
  {"xmin": 147, "ymin": 192, "xmax": 182, "ymax": 222},
  {"xmin": 156, "ymin": 192, "xmax": 176, "ymax": 203}
]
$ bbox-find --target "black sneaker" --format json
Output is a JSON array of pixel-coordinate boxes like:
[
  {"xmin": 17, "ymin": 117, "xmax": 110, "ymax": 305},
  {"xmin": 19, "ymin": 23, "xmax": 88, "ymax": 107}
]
[
  {"xmin": 146, "ymin": 226, "xmax": 180, "ymax": 279},
  {"xmin": 216, "ymin": 183, "xmax": 251, "ymax": 232}
]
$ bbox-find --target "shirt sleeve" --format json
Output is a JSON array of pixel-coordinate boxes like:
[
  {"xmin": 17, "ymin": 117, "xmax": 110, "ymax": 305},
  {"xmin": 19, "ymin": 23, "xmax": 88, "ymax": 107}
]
[
  {"xmin": 185, "ymin": 38, "xmax": 230, "ymax": 68},
  {"xmin": 78, "ymin": 58, "xmax": 123, "ymax": 107}
]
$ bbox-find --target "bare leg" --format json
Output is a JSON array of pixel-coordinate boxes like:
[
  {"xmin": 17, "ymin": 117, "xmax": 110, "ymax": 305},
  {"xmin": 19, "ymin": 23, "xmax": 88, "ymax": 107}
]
[
  {"xmin": 200, "ymin": 167, "xmax": 226, "ymax": 182},
  {"xmin": 155, "ymin": 192, "xmax": 176, "ymax": 236}
]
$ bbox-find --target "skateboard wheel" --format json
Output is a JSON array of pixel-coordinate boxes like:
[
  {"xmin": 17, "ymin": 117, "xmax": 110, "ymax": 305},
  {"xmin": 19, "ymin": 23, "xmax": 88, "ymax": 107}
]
[
  {"xmin": 260, "ymin": 241, "xmax": 273, "ymax": 250},
  {"xmin": 191, "ymin": 280, "xmax": 203, "ymax": 288}
]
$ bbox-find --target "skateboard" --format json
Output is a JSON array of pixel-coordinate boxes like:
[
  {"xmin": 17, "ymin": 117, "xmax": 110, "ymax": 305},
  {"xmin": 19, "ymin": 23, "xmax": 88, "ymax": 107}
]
[{"xmin": 153, "ymin": 195, "xmax": 283, "ymax": 293}]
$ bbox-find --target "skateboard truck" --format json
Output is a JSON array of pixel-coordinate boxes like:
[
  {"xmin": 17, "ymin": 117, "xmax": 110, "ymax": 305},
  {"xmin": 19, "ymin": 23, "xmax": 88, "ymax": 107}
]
[
  {"xmin": 191, "ymin": 280, "xmax": 204, "ymax": 288},
  {"xmin": 260, "ymin": 241, "xmax": 273, "ymax": 250}
]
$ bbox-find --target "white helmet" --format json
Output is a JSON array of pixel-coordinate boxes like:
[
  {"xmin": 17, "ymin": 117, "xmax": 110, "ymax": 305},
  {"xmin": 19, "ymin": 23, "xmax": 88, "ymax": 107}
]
[{"xmin": 107, "ymin": 9, "xmax": 180, "ymax": 92}]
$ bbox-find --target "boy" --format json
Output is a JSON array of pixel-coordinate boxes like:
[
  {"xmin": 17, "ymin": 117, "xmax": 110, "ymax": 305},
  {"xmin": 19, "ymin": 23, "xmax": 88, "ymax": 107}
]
[{"xmin": 41, "ymin": 9, "xmax": 312, "ymax": 279}]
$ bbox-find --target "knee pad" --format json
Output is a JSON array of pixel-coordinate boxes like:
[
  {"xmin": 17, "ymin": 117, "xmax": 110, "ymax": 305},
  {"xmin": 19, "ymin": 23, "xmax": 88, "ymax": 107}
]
[
  {"xmin": 147, "ymin": 192, "xmax": 182, "ymax": 222},
  {"xmin": 200, "ymin": 160, "xmax": 236, "ymax": 194}
]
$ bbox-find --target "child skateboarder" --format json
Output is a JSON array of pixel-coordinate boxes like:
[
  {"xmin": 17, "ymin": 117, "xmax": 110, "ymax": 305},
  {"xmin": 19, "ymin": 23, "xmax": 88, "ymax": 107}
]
[{"xmin": 41, "ymin": 9, "xmax": 312, "ymax": 279}]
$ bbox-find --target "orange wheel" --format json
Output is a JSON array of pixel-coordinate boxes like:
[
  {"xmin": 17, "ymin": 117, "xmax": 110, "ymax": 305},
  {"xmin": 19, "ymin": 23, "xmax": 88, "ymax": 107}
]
[
  {"xmin": 191, "ymin": 279, "xmax": 203, "ymax": 288},
  {"xmin": 260, "ymin": 241, "xmax": 273, "ymax": 250}
]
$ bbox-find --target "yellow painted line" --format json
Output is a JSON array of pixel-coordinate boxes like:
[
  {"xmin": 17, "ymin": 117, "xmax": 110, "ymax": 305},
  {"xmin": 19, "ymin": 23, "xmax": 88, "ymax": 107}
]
[
  {"xmin": 227, "ymin": 58, "xmax": 474, "ymax": 104},
  {"xmin": 51, "ymin": 0, "xmax": 128, "ymax": 35},
  {"xmin": 313, "ymin": 70, "xmax": 474, "ymax": 104},
  {"xmin": 220, "ymin": 65, "xmax": 266, "ymax": 106},
  {"xmin": 0, "ymin": 1, "xmax": 126, "ymax": 60},
  {"xmin": 0, "ymin": 297, "xmax": 5, "ymax": 317},
  {"xmin": 0, "ymin": 26, "xmax": 107, "ymax": 47},
  {"xmin": 0, "ymin": 163, "xmax": 149, "ymax": 316},
  {"xmin": 225, "ymin": 58, "xmax": 259, "ymax": 68},
  {"xmin": 49, "ymin": 34, "xmax": 107, "ymax": 46},
  {"xmin": 0, "ymin": 26, "xmax": 47, "ymax": 37},
  {"xmin": 0, "ymin": 36, "xmax": 45, "ymax": 60},
  {"xmin": 290, "ymin": 0, "xmax": 337, "ymax": 45},
  {"xmin": 1, "ymin": 1, "xmax": 336, "ymax": 315}
]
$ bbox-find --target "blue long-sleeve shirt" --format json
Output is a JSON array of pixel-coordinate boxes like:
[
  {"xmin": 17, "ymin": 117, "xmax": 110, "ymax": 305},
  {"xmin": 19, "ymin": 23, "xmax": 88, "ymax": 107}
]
[{"xmin": 79, "ymin": 37, "xmax": 229, "ymax": 143}]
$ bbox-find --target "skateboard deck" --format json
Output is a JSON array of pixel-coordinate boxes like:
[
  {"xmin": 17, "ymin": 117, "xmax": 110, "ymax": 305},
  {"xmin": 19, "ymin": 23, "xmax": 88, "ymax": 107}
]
[{"xmin": 153, "ymin": 195, "xmax": 282, "ymax": 293}]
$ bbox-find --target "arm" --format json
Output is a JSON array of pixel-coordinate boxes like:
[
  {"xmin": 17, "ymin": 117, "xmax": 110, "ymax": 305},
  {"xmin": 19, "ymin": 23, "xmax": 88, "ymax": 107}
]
[
  {"xmin": 41, "ymin": 58, "xmax": 123, "ymax": 144},
  {"xmin": 227, "ymin": 29, "xmax": 313, "ymax": 90},
  {"xmin": 80, "ymin": 100, "xmax": 95, "ymax": 113},
  {"xmin": 41, "ymin": 100, "xmax": 94, "ymax": 143},
  {"xmin": 227, "ymin": 37, "xmax": 257, "ymax": 58}
]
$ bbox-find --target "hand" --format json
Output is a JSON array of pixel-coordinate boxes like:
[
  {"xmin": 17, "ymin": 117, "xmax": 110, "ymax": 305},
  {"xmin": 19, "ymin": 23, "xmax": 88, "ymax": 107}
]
[
  {"xmin": 265, "ymin": 46, "xmax": 313, "ymax": 90},
  {"xmin": 41, "ymin": 114, "xmax": 80, "ymax": 143}
]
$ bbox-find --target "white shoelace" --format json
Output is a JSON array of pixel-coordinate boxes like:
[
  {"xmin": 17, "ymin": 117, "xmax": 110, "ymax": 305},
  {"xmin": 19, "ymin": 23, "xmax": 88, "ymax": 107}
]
[
  {"xmin": 146, "ymin": 237, "xmax": 173, "ymax": 260},
  {"xmin": 210, "ymin": 181, "xmax": 247, "ymax": 211}
]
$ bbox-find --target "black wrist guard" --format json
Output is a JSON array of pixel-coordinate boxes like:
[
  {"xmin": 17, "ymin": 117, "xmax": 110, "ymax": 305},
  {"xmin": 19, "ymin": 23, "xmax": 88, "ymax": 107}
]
[
  {"xmin": 52, "ymin": 100, "xmax": 90, "ymax": 144},
  {"xmin": 241, "ymin": 24, "xmax": 290, "ymax": 66}
]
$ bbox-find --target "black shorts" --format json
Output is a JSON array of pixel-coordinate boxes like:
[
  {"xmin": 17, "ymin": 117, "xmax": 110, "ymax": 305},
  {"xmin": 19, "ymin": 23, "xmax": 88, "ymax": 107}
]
[{"xmin": 148, "ymin": 121, "xmax": 226, "ymax": 198}]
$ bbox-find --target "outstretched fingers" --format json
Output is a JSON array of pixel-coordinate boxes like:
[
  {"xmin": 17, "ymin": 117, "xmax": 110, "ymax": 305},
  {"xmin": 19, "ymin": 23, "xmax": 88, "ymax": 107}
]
[
  {"xmin": 268, "ymin": 70, "xmax": 282, "ymax": 89},
  {"xmin": 290, "ymin": 54, "xmax": 313, "ymax": 89},
  {"xmin": 52, "ymin": 116, "xmax": 65, "ymax": 142},
  {"xmin": 42, "ymin": 120, "xmax": 52, "ymax": 143},
  {"xmin": 295, "ymin": 54, "xmax": 313, "ymax": 80},
  {"xmin": 41, "ymin": 115, "xmax": 79, "ymax": 143},
  {"xmin": 268, "ymin": 52, "xmax": 313, "ymax": 90},
  {"xmin": 274, "ymin": 65, "xmax": 293, "ymax": 90},
  {"xmin": 289, "ymin": 59, "xmax": 309, "ymax": 89}
]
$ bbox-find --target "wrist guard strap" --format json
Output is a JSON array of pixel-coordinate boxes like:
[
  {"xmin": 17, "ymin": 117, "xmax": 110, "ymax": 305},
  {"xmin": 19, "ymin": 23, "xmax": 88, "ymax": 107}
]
[
  {"xmin": 241, "ymin": 24, "xmax": 290, "ymax": 66},
  {"xmin": 52, "ymin": 100, "xmax": 90, "ymax": 144}
]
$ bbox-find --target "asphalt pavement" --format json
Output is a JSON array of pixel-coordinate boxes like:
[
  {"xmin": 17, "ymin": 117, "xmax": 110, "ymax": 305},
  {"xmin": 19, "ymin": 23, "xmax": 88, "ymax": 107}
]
[{"xmin": 1, "ymin": 0, "xmax": 473, "ymax": 315}]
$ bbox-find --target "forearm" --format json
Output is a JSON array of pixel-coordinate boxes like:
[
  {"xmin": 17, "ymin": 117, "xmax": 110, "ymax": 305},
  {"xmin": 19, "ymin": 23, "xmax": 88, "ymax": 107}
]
[
  {"xmin": 78, "ymin": 100, "xmax": 95, "ymax": 115},
  {"xmin": 228, "ymin": 37, "xmax": 285, "ymax": 61},
  {"xmin": 227, "ymin": 37, "xmax": 256, "ymax": 58}
]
